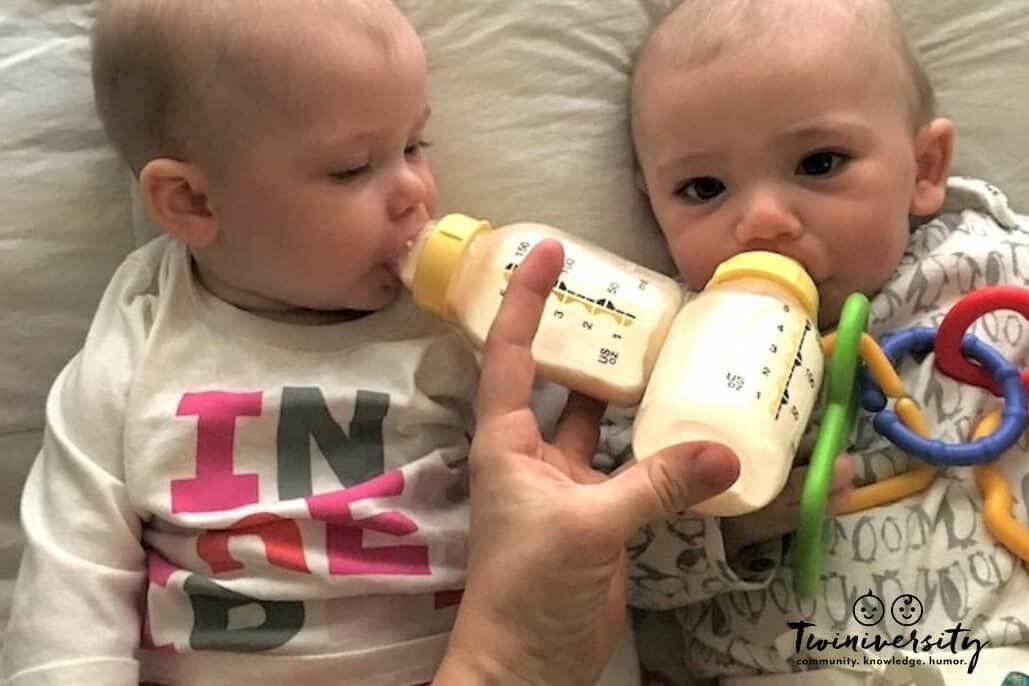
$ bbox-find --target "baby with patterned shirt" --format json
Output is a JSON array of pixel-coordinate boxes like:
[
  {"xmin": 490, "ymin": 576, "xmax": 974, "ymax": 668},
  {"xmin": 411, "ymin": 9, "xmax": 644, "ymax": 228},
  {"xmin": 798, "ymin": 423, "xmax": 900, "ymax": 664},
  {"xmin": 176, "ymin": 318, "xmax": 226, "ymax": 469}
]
[{"xmin": 606, "ymin": 0, "xmax": 1029, "ymax": 683}]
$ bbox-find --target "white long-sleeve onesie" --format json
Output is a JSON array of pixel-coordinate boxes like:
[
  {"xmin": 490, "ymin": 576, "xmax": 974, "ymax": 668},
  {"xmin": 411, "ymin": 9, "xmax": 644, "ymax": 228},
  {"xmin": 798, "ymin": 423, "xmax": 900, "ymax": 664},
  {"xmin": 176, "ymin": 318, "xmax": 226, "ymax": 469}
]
[{"xmin": 2, "ymin": 236, "xmax": 480, "ymax": 686}]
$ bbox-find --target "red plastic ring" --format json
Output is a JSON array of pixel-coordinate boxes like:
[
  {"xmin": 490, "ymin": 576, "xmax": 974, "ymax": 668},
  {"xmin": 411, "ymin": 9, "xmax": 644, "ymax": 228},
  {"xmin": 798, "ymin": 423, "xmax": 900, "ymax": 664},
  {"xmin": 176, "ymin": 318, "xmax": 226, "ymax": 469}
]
[{"xmin": 935, "ymin": 286, "xmax": 1029, "ymax": 397}]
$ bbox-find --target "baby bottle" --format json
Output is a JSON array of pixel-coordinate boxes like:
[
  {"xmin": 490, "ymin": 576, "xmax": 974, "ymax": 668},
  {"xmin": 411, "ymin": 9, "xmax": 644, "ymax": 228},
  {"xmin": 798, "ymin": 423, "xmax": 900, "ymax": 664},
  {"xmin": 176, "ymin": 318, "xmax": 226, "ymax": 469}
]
[
  {"xmin": 397, "ymin": 213, "xmax": 684, "ymax": 406},
  {"xmin": 632, "ymin": 251, "xmax": 824, "ymax": 516}
]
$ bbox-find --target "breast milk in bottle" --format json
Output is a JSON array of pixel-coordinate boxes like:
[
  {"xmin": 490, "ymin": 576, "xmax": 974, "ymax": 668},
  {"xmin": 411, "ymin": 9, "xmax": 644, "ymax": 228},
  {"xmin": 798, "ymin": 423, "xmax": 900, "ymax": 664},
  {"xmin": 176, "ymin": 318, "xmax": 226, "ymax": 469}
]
[
  {"xmin": 397, "ymin": 213, "xmax": 684, "ymax": 406},
  {"xmin": 632, "ymin": 251, "xmax": 824, "ymax": 516}
]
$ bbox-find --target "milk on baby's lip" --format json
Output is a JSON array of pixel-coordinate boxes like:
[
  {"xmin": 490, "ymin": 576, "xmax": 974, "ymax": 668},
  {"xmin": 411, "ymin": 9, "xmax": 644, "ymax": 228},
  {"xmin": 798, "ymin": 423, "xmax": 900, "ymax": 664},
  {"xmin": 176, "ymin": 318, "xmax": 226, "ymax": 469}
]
[{"xmin": 397, "ymin": 228, "xmax": 429, "ymax": 290}]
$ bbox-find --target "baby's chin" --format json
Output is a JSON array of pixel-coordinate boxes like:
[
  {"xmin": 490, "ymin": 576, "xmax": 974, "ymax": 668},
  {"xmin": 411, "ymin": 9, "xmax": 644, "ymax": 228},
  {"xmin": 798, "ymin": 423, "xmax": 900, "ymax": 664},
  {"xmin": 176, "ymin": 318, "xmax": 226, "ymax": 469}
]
[
  {"xmin": 817, "ymin": 296, "xmax": 846, "ymax": 330},
  {"xmin": 331, "ymin": 280, "xmax": 405, "ymax": 314},
  {"xmin": 817, "ymin": 286, "xmax": 870, "ymax": 331}
]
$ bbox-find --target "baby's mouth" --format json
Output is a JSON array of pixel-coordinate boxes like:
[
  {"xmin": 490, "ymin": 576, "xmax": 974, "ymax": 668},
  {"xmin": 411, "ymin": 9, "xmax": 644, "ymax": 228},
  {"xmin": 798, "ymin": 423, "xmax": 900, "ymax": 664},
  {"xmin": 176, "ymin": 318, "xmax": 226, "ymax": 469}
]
[
  {"xmin": 391, "ymin": 223, "xmax": 432, "ymax": 288},
  {"xmin": 383, "ymin": 261, "xmax": 403, "ymax": 282}
]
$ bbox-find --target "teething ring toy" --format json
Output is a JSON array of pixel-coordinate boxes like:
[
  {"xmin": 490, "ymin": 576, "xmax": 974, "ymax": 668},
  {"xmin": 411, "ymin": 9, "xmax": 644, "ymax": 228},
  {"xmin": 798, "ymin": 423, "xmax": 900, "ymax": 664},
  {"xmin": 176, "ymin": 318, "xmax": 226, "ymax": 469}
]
[
  {"xmin": 793, "ymin": 294, "xmax": 1029, "ymax": 598},
  {"xmin": 861, "ymin": 326, "xmax": 1027, "ymax": 466},
  {"xmin": 971, "ymin": 408, "xmax": 1029, "ymax": 561},
  {"xmin": 935, "ymin": 285, "xmax": 1029, "ymax": 396},
  {"xmin": 840, "ymin": 330, "xmax": 938, "ymax": 514},
  {"xmin": 793, "ymin": 293, "xmax": 868, "ymax": 599}
]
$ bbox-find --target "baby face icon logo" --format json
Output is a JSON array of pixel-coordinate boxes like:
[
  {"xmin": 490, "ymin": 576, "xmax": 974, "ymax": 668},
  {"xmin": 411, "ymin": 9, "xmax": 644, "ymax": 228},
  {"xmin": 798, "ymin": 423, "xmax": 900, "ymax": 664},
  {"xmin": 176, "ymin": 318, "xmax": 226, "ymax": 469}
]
[
  {"xmin": 852, "ymin": 590, "xmax": 885, "ymax": 626},
  {"xmin": 890, "ymin": 593, "xmax": 924, "ymax": 626}
]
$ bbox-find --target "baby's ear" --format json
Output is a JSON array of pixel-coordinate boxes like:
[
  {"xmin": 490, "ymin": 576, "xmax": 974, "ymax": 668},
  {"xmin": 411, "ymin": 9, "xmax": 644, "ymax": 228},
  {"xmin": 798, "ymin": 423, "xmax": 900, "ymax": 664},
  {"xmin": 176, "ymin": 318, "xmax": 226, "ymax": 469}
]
[
  {"xmin": 138, "ymin": 158, "xmax": 218, "ymax": 247},
  {"xmin": 909, "ymin": 118, "xmax": 954, "ymax": 217}
]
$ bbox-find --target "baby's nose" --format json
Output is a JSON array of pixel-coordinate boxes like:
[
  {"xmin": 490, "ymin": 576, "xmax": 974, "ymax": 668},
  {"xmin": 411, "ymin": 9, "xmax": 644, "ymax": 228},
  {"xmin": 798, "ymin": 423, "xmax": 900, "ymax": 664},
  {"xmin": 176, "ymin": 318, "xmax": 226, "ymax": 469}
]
[
  {"xmin": 734, "ymin": 194, "xmax": 803, "ymax": 245},
  {"xmin": 388, "ymin": 165, "xmax": 431, "ymax": 219}
]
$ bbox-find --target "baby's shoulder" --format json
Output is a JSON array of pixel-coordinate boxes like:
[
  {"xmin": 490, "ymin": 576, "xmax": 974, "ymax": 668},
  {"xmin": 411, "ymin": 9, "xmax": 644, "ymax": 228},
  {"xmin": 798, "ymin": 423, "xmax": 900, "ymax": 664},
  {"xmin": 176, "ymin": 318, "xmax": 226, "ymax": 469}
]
[
  {"xmin": 936, "ymin": 176, "xmax": 1022, "ymax": 231},
  {"xmin": 65, "ymin": 236, "xmax": 179, "ymax": 392},
  {"xmin": 87, "ymin": 235, "xmax": 177, "ymax": 340},
  {"xmin": 902, "ymin": 177, "xmax": 1026, "ymax": 283}
]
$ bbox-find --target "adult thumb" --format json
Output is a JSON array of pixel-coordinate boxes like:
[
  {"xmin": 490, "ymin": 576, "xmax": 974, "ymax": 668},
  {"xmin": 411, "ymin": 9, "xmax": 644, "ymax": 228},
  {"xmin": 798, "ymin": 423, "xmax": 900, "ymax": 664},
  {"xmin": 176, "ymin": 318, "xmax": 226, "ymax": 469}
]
[{"xmin": 601, "ymin": 442, "xmax": 740, "ymax": 539}]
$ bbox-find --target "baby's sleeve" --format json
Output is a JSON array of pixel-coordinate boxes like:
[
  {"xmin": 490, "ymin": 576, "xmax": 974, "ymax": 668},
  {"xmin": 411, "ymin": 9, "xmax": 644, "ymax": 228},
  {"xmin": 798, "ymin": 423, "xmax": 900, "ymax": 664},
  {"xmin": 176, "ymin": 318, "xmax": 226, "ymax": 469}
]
[
  {"xmin": 1, "ymin": 252, "xmax": 158, "ymax": 686},
  {"xmin": 597, "ymin": 406, "xmax": 782, "ymax": 610}
]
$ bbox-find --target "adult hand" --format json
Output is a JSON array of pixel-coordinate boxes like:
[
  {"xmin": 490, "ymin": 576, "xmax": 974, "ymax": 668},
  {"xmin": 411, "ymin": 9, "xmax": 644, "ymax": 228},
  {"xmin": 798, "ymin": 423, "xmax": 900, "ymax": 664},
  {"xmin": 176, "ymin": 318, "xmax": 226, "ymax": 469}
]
[{"xmin": 435, "ymin": 239, "xmax": 740, "ymax": 686}]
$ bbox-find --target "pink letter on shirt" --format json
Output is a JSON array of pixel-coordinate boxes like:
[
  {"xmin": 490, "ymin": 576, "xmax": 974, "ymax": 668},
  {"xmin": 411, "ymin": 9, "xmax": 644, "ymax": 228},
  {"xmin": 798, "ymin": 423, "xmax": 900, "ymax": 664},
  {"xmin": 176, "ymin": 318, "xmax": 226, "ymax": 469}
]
[
  {"xmin": 307, "ymin": 470, "xmax": 430, "ymax": 576},
  {"xmin": 172, "ymin": 391, "xmax": 262, "ymax": 513},
  {"xmin": 141, "ymin": 550, "xmax": 181, "ymax": 653}
]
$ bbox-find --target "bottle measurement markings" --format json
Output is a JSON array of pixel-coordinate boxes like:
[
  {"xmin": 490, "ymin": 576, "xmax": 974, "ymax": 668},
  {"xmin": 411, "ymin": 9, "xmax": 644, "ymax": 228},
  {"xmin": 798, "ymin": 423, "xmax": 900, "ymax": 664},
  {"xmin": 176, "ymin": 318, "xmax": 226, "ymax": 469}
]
[
  {"xmin": 503, "ymin": 262, "xmax": 638, "ymax": 327},
  {"xmin": 774, "ymin": 317, "xmax": 815, "ymax": 421}
]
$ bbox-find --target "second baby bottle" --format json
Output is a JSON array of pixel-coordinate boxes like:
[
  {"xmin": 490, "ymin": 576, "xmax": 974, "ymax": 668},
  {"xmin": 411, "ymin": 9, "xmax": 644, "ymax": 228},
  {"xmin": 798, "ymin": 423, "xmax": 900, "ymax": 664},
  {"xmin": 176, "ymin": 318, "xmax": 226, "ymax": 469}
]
[
  {"xmin": 397, "ymin": 213, "xmax": 684, "ymax": 406},
  {"xmin": 632, "ymin": 251, "xmax": 825, "ymax": 516}
]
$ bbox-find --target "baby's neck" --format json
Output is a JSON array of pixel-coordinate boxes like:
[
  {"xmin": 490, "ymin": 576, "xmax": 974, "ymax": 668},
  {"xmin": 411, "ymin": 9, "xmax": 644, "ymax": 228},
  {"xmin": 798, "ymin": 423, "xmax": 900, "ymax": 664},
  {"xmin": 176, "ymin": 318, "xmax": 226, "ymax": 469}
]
[
  {"xmin": 191, "ymin": 258, "xmax": 371, "ymax": 326},
  {"xmin": 243, "ymin": 307, "xmax": 371, "ymax": 326}
]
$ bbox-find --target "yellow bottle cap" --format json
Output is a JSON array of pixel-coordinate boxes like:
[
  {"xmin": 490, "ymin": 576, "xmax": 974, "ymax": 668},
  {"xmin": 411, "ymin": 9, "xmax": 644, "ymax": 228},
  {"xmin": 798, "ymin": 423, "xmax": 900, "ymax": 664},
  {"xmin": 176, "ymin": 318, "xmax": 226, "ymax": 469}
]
[
  {"xmin": 411, "ymin": 213, "xmax": 491, "ymax": 317},
  {"xmin": 706, "ymin": 251, "xmax": 819, "ymax": 320}
]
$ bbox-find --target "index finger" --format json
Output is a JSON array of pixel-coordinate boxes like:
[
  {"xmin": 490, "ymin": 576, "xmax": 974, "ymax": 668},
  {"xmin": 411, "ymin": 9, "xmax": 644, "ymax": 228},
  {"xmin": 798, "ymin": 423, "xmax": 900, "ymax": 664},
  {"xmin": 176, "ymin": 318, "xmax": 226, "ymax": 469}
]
[{"xmin": 476, "ymin": 238, "xmax": 565, "ymax": 423}]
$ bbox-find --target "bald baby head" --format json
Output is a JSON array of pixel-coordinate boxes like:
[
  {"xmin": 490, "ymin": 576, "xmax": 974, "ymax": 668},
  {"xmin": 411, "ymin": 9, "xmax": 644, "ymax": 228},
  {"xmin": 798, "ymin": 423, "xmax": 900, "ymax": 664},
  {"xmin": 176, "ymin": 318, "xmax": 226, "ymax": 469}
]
[
  {"xmin": 92, "ymin": 0, "xmax": 417, "ymax": 175},
  {"xmin": 632, "ymin": 0, "xmax": 935, "ymax": 144}
]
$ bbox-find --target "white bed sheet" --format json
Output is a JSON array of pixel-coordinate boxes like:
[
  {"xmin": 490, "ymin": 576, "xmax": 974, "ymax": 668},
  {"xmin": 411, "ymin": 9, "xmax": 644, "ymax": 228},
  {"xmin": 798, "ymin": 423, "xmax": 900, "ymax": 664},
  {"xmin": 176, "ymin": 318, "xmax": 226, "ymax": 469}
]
[{"xmin": 2, "ymin": 0, "xmax": 1028, "ymax": 674}]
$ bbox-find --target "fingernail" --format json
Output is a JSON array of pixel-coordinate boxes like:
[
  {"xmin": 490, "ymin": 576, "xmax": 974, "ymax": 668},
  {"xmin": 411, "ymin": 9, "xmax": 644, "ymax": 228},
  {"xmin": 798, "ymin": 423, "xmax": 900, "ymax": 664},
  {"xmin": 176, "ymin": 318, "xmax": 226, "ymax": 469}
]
[{"xmin": 693, "ymin": 446, "xmax": 740, "ymax": 491}]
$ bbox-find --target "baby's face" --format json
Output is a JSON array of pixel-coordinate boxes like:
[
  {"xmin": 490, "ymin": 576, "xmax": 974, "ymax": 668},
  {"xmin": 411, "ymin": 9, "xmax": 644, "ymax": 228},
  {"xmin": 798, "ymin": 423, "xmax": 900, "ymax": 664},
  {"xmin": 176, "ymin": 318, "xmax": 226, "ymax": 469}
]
[
  {"xmin": 633, "ymin": 33, "xmax": 922, "ymax": 327},
  {"xmin": 196, "ymin": 18, "xmax": 435, "ymax": 315}
]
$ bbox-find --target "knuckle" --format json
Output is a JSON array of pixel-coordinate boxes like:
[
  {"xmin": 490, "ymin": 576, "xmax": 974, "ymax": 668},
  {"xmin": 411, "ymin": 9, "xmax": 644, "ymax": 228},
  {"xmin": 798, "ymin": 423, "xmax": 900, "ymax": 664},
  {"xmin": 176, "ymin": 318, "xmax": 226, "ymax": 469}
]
[{"xmin": 649, "ymin": 459, "xmax": 688, "ymax": 515}]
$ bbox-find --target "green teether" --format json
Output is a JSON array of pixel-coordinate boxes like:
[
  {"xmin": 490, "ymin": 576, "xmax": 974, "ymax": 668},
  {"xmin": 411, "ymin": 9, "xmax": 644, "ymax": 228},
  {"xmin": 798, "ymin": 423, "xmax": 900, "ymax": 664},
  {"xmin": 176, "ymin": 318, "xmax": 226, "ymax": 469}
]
[{"xmin": 792, "ymin": 292, "xmax": 869, "ymax": 598}]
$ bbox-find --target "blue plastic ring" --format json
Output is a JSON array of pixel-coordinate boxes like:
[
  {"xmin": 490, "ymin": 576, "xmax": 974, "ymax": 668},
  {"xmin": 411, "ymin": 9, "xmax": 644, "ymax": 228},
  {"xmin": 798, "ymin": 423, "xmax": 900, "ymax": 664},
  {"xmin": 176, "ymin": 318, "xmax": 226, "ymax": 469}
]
[{"xmin": 859, "ymin": 326, "xmax": 1028, "ymax": 466}]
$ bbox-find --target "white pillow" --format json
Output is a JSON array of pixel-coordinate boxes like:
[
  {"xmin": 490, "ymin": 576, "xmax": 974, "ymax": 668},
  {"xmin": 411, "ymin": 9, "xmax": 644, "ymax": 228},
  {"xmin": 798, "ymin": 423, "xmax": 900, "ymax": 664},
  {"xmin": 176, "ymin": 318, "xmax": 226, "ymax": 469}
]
[
  {"xmin": 897, "ymin": 0, "xmax": 1029, "ymax": 214},
  {"xmin": 397, "ymin": 0, "xmax": 680, "ymax": 273},
  {"xmin": 0, "ymin": 0, "xmax": 135, "ymax": 641}
]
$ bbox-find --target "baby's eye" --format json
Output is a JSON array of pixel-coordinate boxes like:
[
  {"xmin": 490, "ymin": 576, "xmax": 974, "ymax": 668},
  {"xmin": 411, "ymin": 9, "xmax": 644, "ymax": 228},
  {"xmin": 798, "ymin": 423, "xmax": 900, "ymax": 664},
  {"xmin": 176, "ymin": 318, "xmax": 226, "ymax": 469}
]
[
  {"xmin": 797, "ymin": 151, "xmax": 849, "ymax": 176},
  {"xmin": 405, "ymin": 139, "xmax": 432, "ymax": 157},
  {"xmin": 329, "ymin": 163, "xmax": 370, "ymax": 182},
  {"xmin": 676, "ymin": 177, "xmax": 726, "ymax": 202}
]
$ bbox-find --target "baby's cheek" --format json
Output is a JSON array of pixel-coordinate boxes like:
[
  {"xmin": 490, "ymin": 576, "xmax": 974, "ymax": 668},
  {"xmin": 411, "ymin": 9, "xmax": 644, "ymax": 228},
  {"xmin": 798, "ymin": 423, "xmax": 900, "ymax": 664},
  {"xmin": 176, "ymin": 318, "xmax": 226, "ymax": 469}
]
[
  {"xmin": 680, "ymin": 271, "xmax": 710, "ymax": 292},
  {"xmin": 856, "ymin": 254, "xmax": 903, "ymax": 296},
  {"xmin": 661, "ymin": 217, "xmax": 753, "ymax": 290},
  {"xmin": 668, "ymin": 247, "xmax": 714, "ymax": 292},
  {"xmin": 863, "ymin": 226, "xmax": 908, "ymax": 281}
]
